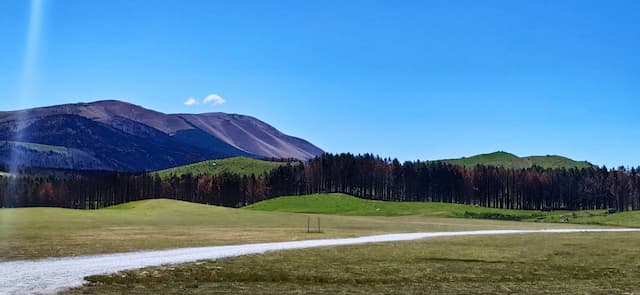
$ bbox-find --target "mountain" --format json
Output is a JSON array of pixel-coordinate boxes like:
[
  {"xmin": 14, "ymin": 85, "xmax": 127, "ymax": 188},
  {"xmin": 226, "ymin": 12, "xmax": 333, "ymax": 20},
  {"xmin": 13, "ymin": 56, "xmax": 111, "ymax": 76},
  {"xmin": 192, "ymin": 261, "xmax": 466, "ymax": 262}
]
[
  {"xmin": 0, "ymin": 100, "xmax": 323, "ymax": 172},
  {"xmin": 440, "ymin": 151, "xmax": 592, "ymax": 169}
]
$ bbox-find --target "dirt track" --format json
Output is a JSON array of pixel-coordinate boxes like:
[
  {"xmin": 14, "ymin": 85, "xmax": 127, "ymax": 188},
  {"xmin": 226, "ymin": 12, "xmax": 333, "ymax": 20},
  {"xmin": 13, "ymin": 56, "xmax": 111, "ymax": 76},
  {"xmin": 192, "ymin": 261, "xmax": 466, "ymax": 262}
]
[{"xmin": 1, "ymin": 228, "xmax": 638, "ymax": 295}]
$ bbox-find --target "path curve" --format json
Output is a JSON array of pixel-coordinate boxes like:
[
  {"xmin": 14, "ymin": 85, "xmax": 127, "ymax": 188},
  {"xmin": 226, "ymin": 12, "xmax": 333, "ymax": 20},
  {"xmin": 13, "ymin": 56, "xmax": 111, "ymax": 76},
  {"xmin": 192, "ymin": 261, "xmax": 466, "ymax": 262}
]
[{"xmin": 1, "ymin": 228, "xmax": 638, "ymax": 294}]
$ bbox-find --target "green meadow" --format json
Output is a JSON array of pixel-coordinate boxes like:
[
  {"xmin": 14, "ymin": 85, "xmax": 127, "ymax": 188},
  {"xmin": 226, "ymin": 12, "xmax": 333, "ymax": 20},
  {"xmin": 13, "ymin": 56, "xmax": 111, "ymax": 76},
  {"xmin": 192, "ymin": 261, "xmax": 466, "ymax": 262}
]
[
  {"xmin": 0, "ymin": 195, "xmax": 607, "ymax": 261},
  {"xmin": 154, "ymin": 157, "xmax": 286, "ymax": 179},
  {"xmin": 247, "ymin": 193, "xmax": 640, "ymax": 227},
  {"xmin": 3, "ymin": 193, "xmax": 638, "ymax": 294}
]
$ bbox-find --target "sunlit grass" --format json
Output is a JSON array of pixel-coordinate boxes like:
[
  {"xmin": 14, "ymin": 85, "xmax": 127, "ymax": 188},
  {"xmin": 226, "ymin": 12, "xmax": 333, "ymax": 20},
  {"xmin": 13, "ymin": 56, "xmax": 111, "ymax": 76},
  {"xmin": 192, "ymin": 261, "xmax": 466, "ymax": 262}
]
[
  {"xmin": 64, "ymin": 232, "xmax": 640, "ymax": 294},
  {"xmin": 0, "ymin": 199, "xmax": 595, "ymax": 261},
  {"xmin": 247, "ymin": 193, "xmax": 639, "ymax": 227},
  {"xmin": 154, "ymin": 157, "xmax": 286, "ymax": 178}
]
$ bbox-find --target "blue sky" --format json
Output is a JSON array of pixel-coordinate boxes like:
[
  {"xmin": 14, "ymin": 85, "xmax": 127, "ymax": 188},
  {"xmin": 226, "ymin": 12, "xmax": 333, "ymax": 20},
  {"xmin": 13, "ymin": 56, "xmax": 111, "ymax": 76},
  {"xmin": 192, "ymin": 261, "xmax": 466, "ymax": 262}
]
[{"xmin": 1, "ymin": 0, "xmax": 639, "ymax": 167}]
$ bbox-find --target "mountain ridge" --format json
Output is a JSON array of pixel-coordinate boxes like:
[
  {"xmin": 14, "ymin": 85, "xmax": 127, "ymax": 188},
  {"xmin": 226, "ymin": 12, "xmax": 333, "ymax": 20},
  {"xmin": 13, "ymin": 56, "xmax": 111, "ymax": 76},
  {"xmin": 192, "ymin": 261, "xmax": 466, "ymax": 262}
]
[{"xmin": 0, "ymin": 100, "xmax": 324, "ymax": 171}]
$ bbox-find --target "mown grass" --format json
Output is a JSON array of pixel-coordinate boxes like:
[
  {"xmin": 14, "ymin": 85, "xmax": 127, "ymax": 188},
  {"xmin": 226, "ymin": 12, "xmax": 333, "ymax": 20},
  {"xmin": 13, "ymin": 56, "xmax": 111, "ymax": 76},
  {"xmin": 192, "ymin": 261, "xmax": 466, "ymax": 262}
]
[
  {"xmin": 154, "ymin": 157, "xmax": 286, "ymax": 179},
  {"xmin": 441, "ymin": 151, "xmax": 591, "ymax": 169},
  {"xmin": 64, "ymin": 232, "xmax": 640, "ymax": 294},
  {"xmin": 247, "ymin": 193, "xmax": 639, "ymax": 227},
  {"xmin": 1, "ymin": 199, "xmax": 586, "ymax": 261}
]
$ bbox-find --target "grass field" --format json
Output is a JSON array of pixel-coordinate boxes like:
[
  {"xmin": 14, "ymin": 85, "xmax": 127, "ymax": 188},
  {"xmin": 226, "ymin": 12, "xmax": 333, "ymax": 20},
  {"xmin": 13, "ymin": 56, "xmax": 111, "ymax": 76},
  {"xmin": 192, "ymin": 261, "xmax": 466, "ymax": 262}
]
[
  {"xmin": 441, "ymin": 151, "xmax": 591, "ymax": 169},
  {"xmin": 3, "ymin": 196, "xmax": 637, "ymax": 294},
  {"xmin": 154, "ymin": 157, "xmax": 286, "ymax": 178},
  {"xmin": 247, "ymin": 193, "xmax": 640, "ymax": 227},
  {"xmin": 64, "ymin": 232, "xmax": 640, "ymax": 294},
  {"xmin": 0, "ymin": 198, "xmax": 597, "ymax": 261}
]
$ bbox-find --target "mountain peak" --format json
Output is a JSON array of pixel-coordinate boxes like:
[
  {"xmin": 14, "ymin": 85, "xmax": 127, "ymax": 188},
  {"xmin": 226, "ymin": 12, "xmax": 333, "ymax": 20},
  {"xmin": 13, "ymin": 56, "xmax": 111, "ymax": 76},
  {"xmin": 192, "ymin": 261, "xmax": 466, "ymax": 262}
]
[
  {"xmin": 0, "ymin": 100, "xmax": 324, "ymax": 171},
  {"xmin": 86, "ymin": 99, "xmax": 144, "ymax": 108}
]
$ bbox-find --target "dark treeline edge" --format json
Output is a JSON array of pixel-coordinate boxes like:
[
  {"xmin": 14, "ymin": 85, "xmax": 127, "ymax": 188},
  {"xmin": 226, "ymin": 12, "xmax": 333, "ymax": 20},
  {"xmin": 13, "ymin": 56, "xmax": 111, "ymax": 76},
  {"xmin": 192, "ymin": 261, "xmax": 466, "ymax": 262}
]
[{"xmin": 1, "ymin": 153, "xmax": 639, "ymax": 211}]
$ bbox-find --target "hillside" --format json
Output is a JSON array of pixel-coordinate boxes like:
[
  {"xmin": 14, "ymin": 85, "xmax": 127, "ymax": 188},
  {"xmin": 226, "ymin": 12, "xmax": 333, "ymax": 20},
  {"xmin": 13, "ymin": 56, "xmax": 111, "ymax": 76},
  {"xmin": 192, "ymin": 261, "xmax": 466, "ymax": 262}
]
[
  {"xmin": 2, "ymin": 198, "xmax": 582, "ymax": 261},
  {"xmin": 246, "ymin": 193, "xmax": 551, "ymax": 218},
  {"xmin": 246, "ymin": 193, "xmax": 640, "ymax": 226},
  {"xmin": 0, "ymin": 100, "xmax": 323, "ymax": 171},
  {"xmin": 0, "ymin": 141, "xmax": 109, "ymax": 171},
  {"xmin": 440, "ymin": 151, "xmax": 591, "ymax": 169},
  {"xmin": 155, "ymin": 157, "xmax": 287, "ymax": 178}
]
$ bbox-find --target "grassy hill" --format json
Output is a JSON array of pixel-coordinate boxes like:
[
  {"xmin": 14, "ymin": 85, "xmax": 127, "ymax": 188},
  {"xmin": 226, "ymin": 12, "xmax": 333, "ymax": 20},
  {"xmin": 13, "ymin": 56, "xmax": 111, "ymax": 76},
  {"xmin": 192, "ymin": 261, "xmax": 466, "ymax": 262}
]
[
  {"xmin": 2, "ymin": 198, "xmax": 582, "ymax": 261},
  {"xmin": 246, "ymin": 193, "xmax": 558, "ymax": 218},
  {"xmin": 246, "ymin": 193, "xmax": 639, "ymax": 226},
  {"xmin": 156, "ymin": 151, "xmax": 591, "ymax": 180},
  {"xmin": 155, "ymin": 157, "xmax": 287, "ymax": 178},
  {"xmin": 440, "ymin": 151, "xmax": 591, "ymax": 169}
]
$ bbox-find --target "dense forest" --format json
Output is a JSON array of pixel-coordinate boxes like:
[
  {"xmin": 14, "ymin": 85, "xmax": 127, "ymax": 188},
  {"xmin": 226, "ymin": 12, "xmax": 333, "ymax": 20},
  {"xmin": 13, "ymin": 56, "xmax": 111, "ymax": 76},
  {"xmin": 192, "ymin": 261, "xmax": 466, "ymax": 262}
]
[{"xmin": 1, "ymin": 153, "xmax": 639, "ymax": 211}]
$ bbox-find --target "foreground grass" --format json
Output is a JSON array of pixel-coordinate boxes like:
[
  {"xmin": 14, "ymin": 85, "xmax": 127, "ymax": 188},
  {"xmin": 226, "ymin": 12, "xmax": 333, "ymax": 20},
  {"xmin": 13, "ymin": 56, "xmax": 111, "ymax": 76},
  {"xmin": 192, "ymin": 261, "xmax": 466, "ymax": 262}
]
[
  {"xmin": 154, "ymin": 157, "xmax": 286, "ymax": 179},
  {"xmin": 247, "ymin": 193, "xmax": 640, "ymax": 227},
  {"xmin": 0, "ymin": 199, "xmax": 587, "ymax": 261},
  {"xmin": 65, "ymin": 232, "xmax": 640, "ymax": 294}
]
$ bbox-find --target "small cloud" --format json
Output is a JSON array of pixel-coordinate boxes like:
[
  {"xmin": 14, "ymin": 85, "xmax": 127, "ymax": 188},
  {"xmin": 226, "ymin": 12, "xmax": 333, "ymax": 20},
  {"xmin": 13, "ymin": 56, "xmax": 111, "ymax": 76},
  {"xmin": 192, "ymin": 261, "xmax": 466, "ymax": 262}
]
[
  {"xmin": 184, "ymin": 97, "xmax": 198, "ymax": 106},
  {"xmin": 203, "ymin": 94, "xmax": 225, "ymax": 105}
]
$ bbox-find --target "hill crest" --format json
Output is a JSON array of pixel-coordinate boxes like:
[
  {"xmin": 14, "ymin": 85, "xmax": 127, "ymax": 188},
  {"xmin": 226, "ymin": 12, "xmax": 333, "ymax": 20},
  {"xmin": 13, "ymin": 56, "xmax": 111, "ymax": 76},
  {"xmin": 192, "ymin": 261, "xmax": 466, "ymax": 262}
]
[{"xmin": 440, "ymin": 151, "xmax": 591, "ymax": 169}]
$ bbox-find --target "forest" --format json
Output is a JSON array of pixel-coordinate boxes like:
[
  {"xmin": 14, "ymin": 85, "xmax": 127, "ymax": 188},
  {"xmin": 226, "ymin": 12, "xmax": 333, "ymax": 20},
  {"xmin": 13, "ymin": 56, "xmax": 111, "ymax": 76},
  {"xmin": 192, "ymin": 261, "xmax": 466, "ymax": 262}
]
[{"xmin": 1, "ymin": 153, "xmax": 639, "ymax": 211}]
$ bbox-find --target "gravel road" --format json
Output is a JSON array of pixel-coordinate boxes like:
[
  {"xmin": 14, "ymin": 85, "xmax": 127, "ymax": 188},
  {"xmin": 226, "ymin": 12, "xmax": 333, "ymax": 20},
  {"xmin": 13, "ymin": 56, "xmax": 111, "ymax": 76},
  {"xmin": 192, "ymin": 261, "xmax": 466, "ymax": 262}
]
[{"xmin": 1, "ymin": 228, "xmax": 638, "ymax": 294}]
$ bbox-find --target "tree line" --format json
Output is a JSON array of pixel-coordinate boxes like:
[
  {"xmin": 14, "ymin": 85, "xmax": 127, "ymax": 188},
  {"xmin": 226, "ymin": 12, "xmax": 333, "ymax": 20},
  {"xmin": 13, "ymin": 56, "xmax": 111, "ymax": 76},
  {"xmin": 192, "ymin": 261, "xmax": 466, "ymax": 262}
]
[
  {"xmin": 297, "ymin": 154, "xmax": 640, "ymax": 211},
  {"xmin": 1, "ymin": 153, "xmax": 639, "ymax": 211}
]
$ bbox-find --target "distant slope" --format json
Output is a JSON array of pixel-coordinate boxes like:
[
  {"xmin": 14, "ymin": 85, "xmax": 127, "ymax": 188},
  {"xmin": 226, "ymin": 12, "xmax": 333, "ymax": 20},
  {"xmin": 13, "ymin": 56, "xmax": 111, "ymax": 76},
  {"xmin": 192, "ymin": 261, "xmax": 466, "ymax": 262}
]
[
  {"xmin": 440, "ymin": 151, "xmax": 591, "ymax": 169},
  {"xmin": 178, "ymin": 113, "xmax": 324, "ymax": 160},
  {"xmin": 155, "ymin": 157, "xmax": 287, "ymax": 178},
  {"xmin": 245, "ymin": 193, "xmax": 546, "ymax": 217},
  {"xmin": 0, "ymin": 141, "xmax": 108, "ymax": 171},
  {"xmin": 246, "ymin": 193, "xmax": 640, "ymax": 227},
  {"xmin": 0, "ymin": 100, "xmax": 324, "ymax": 171}
]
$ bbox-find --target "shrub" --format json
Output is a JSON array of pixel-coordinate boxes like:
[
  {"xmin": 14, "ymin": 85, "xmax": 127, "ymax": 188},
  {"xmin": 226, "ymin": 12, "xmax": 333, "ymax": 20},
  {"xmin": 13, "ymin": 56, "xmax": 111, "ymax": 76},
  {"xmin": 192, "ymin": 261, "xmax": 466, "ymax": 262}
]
[{"xmin": 463, "ymin": 211, "xmax": 523, "ymax": 221}]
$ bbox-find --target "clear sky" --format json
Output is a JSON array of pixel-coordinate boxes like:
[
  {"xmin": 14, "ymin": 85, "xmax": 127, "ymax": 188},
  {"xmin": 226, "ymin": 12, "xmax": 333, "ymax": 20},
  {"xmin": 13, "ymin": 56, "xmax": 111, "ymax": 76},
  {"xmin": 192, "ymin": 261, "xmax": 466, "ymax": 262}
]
[{"xmin": 1, "ymin": 0, "xmax": 639, "ymax": 167}]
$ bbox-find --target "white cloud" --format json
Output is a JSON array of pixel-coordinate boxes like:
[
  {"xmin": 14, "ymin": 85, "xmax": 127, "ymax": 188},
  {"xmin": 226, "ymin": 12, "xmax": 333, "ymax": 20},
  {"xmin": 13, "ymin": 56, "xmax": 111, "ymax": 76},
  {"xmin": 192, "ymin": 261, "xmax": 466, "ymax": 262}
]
[
  {"xmin": 203, "ymin": 94, "xmax": 225, "ymax": 105},
  {"xmin": 184, "ymin": 97, "xmax": 198, "ymax": 106}
]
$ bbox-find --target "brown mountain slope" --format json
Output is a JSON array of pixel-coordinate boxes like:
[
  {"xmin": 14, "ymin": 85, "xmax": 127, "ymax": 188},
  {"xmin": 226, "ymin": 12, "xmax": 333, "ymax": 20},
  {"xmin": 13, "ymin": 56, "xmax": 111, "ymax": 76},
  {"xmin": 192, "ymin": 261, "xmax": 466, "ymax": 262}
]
[{"xmin": 0, "ymin": 100, "xmax": 323, "ymax": 171}]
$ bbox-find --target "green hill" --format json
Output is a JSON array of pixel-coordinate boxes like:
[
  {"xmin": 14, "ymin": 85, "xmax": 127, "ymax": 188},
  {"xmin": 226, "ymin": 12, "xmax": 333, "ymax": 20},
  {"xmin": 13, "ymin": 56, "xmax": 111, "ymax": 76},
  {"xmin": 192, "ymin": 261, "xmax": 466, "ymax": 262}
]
[
  {"xmin": 246, "ymin": 193, "xmax": 551, "ymax": 218},
  {"xmin": 155, "ymin": 157, "xmax": 287, "ymax": 178},
  {"xmin": 246, "ymin": 193, "xmax": 640, "ymax": 226},
  {"xmin": 440, "ymin": 151, "xmax": 591, "ymax": 169},
  {"xmin": 2, "ymin": 198, "xmax": 598, "ymax": 261}
]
